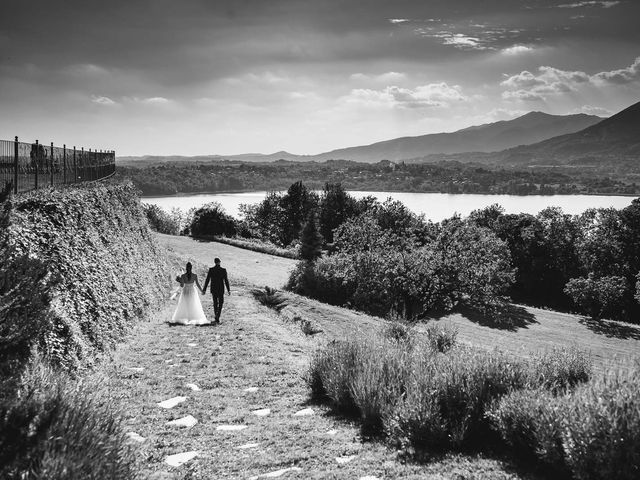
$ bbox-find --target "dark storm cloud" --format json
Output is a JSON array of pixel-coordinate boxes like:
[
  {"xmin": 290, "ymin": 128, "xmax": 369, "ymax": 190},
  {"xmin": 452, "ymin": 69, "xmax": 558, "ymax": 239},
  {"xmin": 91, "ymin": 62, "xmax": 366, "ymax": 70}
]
[{"xmin": 1, "ymin": 0, "xmax": 638, "ymax": 89}]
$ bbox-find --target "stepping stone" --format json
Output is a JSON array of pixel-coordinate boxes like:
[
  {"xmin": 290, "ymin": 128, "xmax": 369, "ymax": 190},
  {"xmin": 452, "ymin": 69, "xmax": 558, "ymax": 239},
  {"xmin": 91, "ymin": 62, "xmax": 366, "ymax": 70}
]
[
  {"xmin": 216, "ymin": 424, "xmax": 248, "ymax": 431},
  {"xmin": 336, "ymin": 455, "xmax": 357, "ymax": 464},
  {"xmin": 249, "ymin": 467, "xmax": 302, "ymax": 479},
  {"xmin": 164, "ymin": 359, "xmax": 173, "ymax": 363},
  {"xmin": 157, "ymin": 396, "xmax": 187, "ymax": 409},
  {"xmin": 125, "ymin": 432, "xmax": 146, "ymax": 443},
  {"xmin": 293, "ymin": 408, "xmax": 314, "ymax": 416},
  {"xmin": 185, "ymin": 383, "xmax": 201, "ymax": 391},
  {"xmin": 176, "ymin": 353, "xmax": 190, "ymax": 357},
  {"xmin": 237, "ymin": 442, "xmax": 260, "ymax": 450},
  {"xmin": 326, "ymin": 429, "xmax": 338, "ymax": 435},
  {"xmin": 252, "ymin": 408, "xmax": 271, "ymax": 416},
  {"xmin": 126, "ymin": 367, "xmax": 144, "ymax": 372},
  {"xmin": 187, "ymin": 343, "xmax": 198, "ymax": 347},
  {"xmin": 359, "ymin": 477, "xmax": 381, "ymax": 480},
  {"xmin": 164, "ymin": 451, "xmax": 199, "ymax": 467},
  {"xmin": 166, "ymin": 415, "xmax": 198, "ymax": 428},
  {"xmin": 243, "ymin": 387, "xmax": 259, "ymax": 393}
]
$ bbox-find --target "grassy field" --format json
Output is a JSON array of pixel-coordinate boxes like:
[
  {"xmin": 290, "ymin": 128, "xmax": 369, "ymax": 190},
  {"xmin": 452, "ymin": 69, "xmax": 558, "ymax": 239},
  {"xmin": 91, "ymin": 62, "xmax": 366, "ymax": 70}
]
[{"xmin": 95, "ymin": 234, "xmax": 640, "ymax": 479}]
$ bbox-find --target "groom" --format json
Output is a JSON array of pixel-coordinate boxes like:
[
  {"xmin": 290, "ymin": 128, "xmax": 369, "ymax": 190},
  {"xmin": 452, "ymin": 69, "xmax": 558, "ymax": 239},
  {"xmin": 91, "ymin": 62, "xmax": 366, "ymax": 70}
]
[{"xmin": 202, "ymin": 257, "xmax": 231, "ymax": 324}]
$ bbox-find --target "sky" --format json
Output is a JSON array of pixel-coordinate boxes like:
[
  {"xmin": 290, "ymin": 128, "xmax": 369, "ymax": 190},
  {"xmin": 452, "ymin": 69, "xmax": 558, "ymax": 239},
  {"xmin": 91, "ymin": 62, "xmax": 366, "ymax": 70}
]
[{"xmin": 1, "ymin": 0, "xmax": 639, "ymax": 157}]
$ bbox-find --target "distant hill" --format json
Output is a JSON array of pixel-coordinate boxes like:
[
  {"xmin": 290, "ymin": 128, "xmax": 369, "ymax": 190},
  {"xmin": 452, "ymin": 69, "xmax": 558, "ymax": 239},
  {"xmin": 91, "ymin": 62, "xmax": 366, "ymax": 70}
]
[
  {"xmin": 117, "ymin": 111, "xmax": 602, "ymax": 166},
  {"xmin": 308, "ymin": 111, "xmax": 602, "ymax": 163},
  {"xmin": 493, "ymin": 101, "xmax": 640, "ymax": 166}
]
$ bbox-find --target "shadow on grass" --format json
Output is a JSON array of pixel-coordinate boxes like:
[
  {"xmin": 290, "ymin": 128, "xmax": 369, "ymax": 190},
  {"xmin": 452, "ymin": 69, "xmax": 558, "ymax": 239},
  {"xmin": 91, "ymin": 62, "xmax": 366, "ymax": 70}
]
[
  {"xmin": 428, "ymin": 304, "xmax": 538, "ymax": 332},
  {"xmin": 307, "ymin": 394, "xmax": 552, "ymax": 480},
  {"xmin": 579, "ymin": 316, "xmax": 640, "ymax": 340}
]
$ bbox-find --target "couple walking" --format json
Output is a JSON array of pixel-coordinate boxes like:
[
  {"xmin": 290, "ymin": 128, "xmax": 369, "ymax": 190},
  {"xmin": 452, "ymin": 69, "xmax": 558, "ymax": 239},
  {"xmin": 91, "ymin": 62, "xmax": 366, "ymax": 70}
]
[{"xmin": 171, "ymin": 258, "xmax": 231, "ymax": 325}]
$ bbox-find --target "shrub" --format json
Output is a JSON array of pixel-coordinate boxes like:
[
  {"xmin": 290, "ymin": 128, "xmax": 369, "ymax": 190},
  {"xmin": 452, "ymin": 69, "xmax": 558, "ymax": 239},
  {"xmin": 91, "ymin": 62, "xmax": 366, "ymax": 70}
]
[
  {"xmin": 528, "ymin": 347, "xmax": 592, "ymax": 393},
  {"xmin": 487, "ymin": 388, "xmax": 567, "ymax": 471},
  {"xmin": 0, "ymin": 360, "xmax": 138, "ymax": 480},
  {"xmin": 424, "ymin": 322, "xmax": 458, "ymax": 353},
  {"xmin": 383, "ymin": 320, "xmax": 416, "ymax": 347},
  {"xmin": 564, "ymin": 274, "xmax": 628, "ymax": 319},
  {"xmin": 300, "ymin": 318, "xmax": 322, "ymax": 336},
  {"xmin": 189, "ymin": 201, "xmax": 237, "ymax": 237},
  {"xmin": 250, "ymin": 286, "xmax": 288, "ymax": 311},
  {"xmin": 285, "ymin": 255, "xmax": 353, "ymax": 306},
  {"xmin": 561, "ymin": 368, "xmax": 640, "ymax": 480},
  {"xmin": 388, "ymin": 346, "xmax": 529, "ymax": 451},
  {"xmin": 307, "ymin": 339, "xmax": 363, "ymax": 414},
  {"xmin": 349, "ymin": 339, "xmax": 412, "ymax": 432}
]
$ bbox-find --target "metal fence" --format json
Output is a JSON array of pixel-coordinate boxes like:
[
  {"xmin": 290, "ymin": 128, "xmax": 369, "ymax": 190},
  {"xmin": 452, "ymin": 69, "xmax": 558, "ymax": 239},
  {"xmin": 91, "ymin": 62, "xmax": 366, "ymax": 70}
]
[{"xmin": 0, "ymin": 137, "xmax": 116, "ymax": 194}]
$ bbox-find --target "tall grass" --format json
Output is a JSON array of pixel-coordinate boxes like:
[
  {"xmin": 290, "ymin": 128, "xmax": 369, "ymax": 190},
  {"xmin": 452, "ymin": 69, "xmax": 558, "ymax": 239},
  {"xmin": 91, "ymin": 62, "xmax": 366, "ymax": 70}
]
[{"xmin": 0, "ymin": 360, "xmax": 138, "ymax": 480}]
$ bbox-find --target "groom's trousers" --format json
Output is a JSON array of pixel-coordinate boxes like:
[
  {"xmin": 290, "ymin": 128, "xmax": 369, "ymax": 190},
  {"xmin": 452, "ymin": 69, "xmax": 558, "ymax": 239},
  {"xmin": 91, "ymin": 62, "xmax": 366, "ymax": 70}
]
[{"xmin": 213, "ymin": 292, "xmax": 224, "ymax": 320}]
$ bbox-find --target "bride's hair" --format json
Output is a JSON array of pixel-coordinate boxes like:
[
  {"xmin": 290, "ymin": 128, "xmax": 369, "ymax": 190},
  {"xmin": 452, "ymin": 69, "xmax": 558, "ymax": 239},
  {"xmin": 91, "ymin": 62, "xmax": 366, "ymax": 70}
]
[{"xmin": 186, "ymin": 262, "xmax": 192, "ymax": 281}]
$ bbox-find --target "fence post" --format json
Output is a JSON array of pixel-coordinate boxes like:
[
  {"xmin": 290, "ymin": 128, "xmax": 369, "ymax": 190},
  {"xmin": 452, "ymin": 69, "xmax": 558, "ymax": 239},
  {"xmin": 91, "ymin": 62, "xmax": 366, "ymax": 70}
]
[
  {"xmin": 50, "ymin": 142, "xmax": 54, "ymax": 187},
  {"xmin": 73, "ymin": 146, "xmax": 77, "ymax": 183},
  {"xmin": 34, "ymin": 139, "xmax": 39, "ymax": 190},
  {"xmin": 63, "ymin": 144, "xmax": 66, "ymax": 185},
  {"xmin": 13, "ymin": 136, "xmax": 18, "ymax": 194}
]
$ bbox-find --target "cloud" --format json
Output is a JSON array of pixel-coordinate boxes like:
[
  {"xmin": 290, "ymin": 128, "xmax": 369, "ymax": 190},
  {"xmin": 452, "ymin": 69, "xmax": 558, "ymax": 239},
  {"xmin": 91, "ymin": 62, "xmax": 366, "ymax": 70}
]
[
  {"xmin": 388, "ymin": 18, "xmax": 410, "ymax": 24},
  {"xmin": 441, "ymin": 34, "xmax": 484, "ymax": 50},
  {"xmin": 557, "ymin": 1, "xmax": 620, "ymax": 8},
  {"xmin": 90, "ymin": 95, "xmax": 116, "ymax": 105},
  {"xmin": 349, "ymin": 71, "xmax": 407, "ymax": 83},
  {"xmin": 592, "ymin": 56, "xmax": 640, "ymax": 84},
  {"xmin": 139, "ymin": 96, "xmax": 171, "ymax": 104},
  {"xmin": 571, "ymin": 105, "xmax": 613, "ymax": 116},
  {"xmin": 501, "ymin": 57, "xmax": 640, "ymax": 101},
  {"xmin": 345, "ymin": 82, "xmax": 467, "ymax": 109},
  {"xmin": 501, "ymin": 45, "xmax": 533, "ymax": 55}
]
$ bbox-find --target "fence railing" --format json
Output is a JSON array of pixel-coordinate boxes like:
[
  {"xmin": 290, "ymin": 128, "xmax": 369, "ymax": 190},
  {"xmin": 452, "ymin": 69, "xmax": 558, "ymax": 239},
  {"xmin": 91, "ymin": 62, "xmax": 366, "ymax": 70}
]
[{"xmin": 0, "ymin": 137, "xmax": 116, "ymax": 194}]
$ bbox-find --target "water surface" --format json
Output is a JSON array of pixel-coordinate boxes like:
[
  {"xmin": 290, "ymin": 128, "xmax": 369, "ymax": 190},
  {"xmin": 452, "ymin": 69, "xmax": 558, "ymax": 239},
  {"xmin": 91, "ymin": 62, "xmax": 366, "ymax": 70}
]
[{"xmin": 142, "ymin": 191, "xmax": 635, "ymax": 222}]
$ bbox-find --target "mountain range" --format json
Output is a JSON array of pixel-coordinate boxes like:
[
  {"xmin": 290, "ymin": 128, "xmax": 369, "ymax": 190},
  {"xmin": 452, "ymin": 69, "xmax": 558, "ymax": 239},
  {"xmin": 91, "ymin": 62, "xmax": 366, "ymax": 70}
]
[
  {"xmin": 492, "ymin": 100, "xmax": 640, "ymax": 166},
  {"xmin": 117, "ymin": 100, "xmax": 640, "ymax": 167}
]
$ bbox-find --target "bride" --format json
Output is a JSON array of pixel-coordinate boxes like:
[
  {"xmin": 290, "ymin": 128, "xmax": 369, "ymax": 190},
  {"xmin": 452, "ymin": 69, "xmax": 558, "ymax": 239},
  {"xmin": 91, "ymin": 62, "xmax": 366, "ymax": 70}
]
[{"xmin": 171, "ymin": 262, "xmax": 210, "ymax": 325}]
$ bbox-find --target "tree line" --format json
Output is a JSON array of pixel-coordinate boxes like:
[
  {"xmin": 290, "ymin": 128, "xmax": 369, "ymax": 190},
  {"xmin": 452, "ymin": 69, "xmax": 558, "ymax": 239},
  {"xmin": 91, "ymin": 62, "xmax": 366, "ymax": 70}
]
[{"xmin": 118, "ymin": 159, "xmax": 640, "ymax": 197}]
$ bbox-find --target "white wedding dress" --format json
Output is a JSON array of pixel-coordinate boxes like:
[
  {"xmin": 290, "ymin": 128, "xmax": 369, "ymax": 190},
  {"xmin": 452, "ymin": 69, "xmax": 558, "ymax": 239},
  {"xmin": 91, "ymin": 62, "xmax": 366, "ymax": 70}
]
[{"xmin": 171, "ymin": 274, "xmax": 210, "ymax": 325}]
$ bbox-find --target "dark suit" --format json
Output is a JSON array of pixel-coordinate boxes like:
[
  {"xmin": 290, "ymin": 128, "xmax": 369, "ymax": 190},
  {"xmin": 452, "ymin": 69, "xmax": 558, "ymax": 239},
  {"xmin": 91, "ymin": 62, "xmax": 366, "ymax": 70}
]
[{"xmin": 203, "ymin": 265, "xmax": 230, "ymax": 321}]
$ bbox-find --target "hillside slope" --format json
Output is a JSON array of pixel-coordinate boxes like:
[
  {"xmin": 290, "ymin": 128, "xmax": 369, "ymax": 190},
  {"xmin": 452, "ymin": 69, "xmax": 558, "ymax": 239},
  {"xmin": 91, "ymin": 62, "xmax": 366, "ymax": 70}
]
[
  {"xmin": 497, "ymin": 100, "xmax": 640, "ymax": 166},
  {"xmin": 0, "ymin": 183, "xmax": 170, "ymax": 374},
  {"xmin": 310, "ymin": 111, "xmax": 602, "ymax": 162}
]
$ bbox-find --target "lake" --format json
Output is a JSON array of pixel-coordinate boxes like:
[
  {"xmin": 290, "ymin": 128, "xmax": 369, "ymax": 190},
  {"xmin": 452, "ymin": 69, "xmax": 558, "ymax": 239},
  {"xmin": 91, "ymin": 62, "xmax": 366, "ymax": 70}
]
[{"xmin": 141, "ymin": 191, "xmax": 636, "ymax": 222}]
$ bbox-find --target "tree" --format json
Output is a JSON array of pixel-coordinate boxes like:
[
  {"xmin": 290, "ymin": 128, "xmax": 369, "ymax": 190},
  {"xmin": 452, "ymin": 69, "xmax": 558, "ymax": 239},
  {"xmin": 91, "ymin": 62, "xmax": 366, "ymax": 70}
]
[
  {"xmin": 143, "ymin": 204, "xmax": 182, "ymax": 235},
  {"xmin": 318, "ymin": 183, "xmax": 357, "ymax": 244},
  {"xmin": 564, "ymin": 274, "xmax": 628, "ymax": 319},
  {"xmin": 189, "ymin": 202, "xmax": 237, "ymax": 237},
  {"xmin": 300, "ymin": 213, "xmax": 323, "ymax": 262},
  {"xmin": 279, "ymin": 181, "xmax": 319, "ymax": 246}
]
